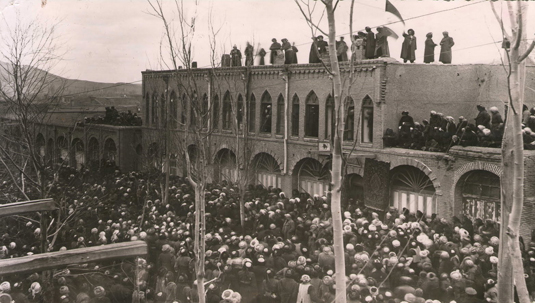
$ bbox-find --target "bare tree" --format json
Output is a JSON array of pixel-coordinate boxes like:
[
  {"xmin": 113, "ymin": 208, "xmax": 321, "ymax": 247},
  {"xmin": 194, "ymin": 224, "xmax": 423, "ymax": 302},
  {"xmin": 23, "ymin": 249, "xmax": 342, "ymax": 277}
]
[
  {"xmin": 294, "ymin": 0, "xmax": 347, "ymax": 302},
  {"xmin": 491, "ymin": 2, "xmax": 535, "ymax": 303}
]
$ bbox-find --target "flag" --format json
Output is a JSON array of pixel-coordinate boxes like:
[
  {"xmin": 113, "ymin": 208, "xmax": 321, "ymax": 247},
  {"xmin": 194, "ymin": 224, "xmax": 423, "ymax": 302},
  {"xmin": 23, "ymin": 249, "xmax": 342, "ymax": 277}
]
[{"xmin": 385, "ymin": 0, "xmax": 405, "ymax": 25}]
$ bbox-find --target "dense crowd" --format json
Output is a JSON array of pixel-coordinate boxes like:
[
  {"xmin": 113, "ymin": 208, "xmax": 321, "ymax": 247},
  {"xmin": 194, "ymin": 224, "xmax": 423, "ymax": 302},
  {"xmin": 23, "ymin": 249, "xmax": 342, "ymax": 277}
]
[
  {"xmin": 384, "ymin": 104, "xmax": 513, "ymax": 152},
  {"xmin": 83, "ymin": 107, "xmax": 142, "ymax": 127},
  {"xmin": 0, "ymin": 165, "xmax": 534, "ymax": 303}
]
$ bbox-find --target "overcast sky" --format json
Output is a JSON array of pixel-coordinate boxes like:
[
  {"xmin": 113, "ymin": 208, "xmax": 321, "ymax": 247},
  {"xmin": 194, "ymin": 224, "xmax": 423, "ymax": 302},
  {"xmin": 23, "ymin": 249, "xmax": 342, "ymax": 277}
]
[{"xmin": 1, "ymin": 0, "xmax": 533, "ymax": 84}]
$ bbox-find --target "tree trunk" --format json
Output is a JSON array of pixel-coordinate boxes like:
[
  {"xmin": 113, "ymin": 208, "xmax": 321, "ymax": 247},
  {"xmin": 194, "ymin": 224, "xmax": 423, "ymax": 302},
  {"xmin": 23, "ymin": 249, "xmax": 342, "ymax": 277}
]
[
  {"xmin": 194, "ymin": 184, "xmax": 206, "ymax": 303},
  {"xmin": 499, "ymin": 3, "xmax": 530, "ymax": 302},
  {"xmin": 325, "ymin": 1, "xmax": 346, "ymax": 303}
]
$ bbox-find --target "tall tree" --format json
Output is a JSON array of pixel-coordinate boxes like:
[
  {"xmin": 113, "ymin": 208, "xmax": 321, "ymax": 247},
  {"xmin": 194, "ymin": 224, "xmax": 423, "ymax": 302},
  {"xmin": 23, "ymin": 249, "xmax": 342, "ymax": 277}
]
[
  {"xmin": 491, "ymin": 2, "xmax": 535, "ymax": 303},
  {"xmin": 294, "ymin": 0, "xmax": 347, "ymax": 302}
]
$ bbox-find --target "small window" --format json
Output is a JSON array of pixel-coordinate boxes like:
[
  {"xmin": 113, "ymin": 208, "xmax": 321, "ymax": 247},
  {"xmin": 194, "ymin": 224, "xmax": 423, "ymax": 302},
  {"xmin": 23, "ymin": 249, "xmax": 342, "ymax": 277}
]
[
  {"xmin": 260, "ymin": 91, "xmax": 272, "ymax": 133},
  {"xmin": 190, "ymin": 92, "xmax": 197, "ymax": 127},
  {"xmin": 291, "ymin": 94, "xmax": 300, "ymax": 137},
  {"xmin": 145, "ymin": 93, "xmax": 150, "ymax": 125},
  {"xmin": 202, "ymin": 94, "xmax": 209, "ymax": 129},
  {"xmin": 152, "ymin": 93, "xmax": 158, "ymax": 126},
  {"xmin": 276, "ymin": 94, "xmax": 285, "ymax": 135},
  {"xmin": 180, "ymin": 93, "xmax": 187, "ymax": 127},
  {"xmin": 305, "ymin": 91, "xmax": 319, "ymax": 138},
  {"xmin": 161, "ymin": 93, "xmax": 167, "ymax": 128},
  {"xmin": 361, "ymin": 96, "xmax": 373, "ymax": 143}
]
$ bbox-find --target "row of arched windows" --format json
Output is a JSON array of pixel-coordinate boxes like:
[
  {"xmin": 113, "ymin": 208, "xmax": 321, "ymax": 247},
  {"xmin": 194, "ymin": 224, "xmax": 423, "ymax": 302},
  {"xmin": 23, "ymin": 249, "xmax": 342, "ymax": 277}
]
[{"xmin": 144, "ymin": 91, "xmax": 374, "ymax": 143}]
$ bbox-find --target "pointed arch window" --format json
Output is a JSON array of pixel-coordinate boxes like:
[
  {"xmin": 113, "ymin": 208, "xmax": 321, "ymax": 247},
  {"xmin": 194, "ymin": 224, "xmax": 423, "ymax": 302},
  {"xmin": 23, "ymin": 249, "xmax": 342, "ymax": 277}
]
[
  {"xmin": 151, "ymin": 93, "xmax": 158, "ymax": 126},
  {"xmin": 361, "ymin": 96, "xmax": 374, "ymax": 143},
  {"xmin": 170, "ymin": 91, "xmax": 178, "ymax": 129},
  {"xmin": 248, "ymin": 94, "xmax": 256, "ymax": 133},
  {"xmin": 213, "ymin": 95, "xmax": 220, "ymax": 131},
  {"xmin": 237, "ymin": 94, "xmax": 244, "ymax": 132},
  {"xmin": 202, "ymin": 94, "xmax": 208, "ymax": 129},
  {"xmin": 222, "ymin": 92, "xmax": 232, "ymax": 130},
  {"xmin": 325, "ymin": 95, "xmax": 334, "ymax": 140},
  {"xmin": 260, "ymin": 91, "xmax": 272, "ymax": 133},
  {"xmin": 291, "ymin": 94, "xmax": 300, "ymax": 137},
  {"xmin": 344, "ymin": 97, "xmax": 355, "ymax": 141},
  {"xmin": 276, "ymin": 94, "xmax": 285, "ymax": 135},
  {"xmin": 145, "ymin": 93, "xmax": 150, "ymax": 125},
  {"xmin": 161, "ymin": 93, "xmax": 167, "ymax": 128},
  {"xmin": 305, "ymin": 91, "xmax": 319, "ymax": 137},
  {"xmin": 180, "ymin": 93, "xmax": 187, "ymax": 127},
  {"xmin": 190, "ymin": 91, "xmax": 197, "ymax": 127}
]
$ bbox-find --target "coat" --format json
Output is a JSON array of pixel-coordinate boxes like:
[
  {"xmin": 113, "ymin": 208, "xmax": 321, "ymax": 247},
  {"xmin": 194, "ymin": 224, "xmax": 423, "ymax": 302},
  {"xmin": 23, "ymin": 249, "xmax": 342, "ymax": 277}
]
[
  {"xmin": 375, "ymin": 31, "xmax": 390, "ymax": 57},
  {"xmin": 277, "ymin": 277, "xmax": 298, "ymax": 303},
  {"xmin": 439, "ymin": 36, "xmax": 455, "ymax": 64},
  {"xmin": 400, "ymin": 33, "xmax": 417, "ymax": 62},
  {"xmin": 365, "ymin": 31, "xmax": 376, "ymax": 59},
  {"xmin": 424, "ymin": 38, "xmax": 437, "ymax": 63}
]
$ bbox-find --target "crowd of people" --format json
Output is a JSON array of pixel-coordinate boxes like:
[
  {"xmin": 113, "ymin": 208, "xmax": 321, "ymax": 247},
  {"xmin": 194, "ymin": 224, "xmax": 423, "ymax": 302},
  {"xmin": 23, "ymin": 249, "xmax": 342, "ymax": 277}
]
[
  {"xmin": 384, "ymin": 105, "xmax": 510, "ymax": 152},
  {"xmin": 224, "ymin": 27, "xmax": 455, "ymax": 67},
  {"xmin": 83, "ymin": 107, "xmax": 143, "ymax": 127},
  {"xmin": 0, "ymin": 163, "xmax": 534, "ymax": 302}
]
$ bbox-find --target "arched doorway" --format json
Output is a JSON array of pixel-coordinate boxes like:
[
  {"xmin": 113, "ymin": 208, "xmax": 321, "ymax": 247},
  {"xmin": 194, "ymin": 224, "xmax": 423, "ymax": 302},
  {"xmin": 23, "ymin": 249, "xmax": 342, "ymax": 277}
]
[
  {"xmin": 343, "ymin": 174, "xmax": 364, "ymax": 205},
  {"xmin": 36, "ymin": 133, "xmax": 46, "ymax": 160},
  {"xmin": 103, "ymin": 138, "xmax": 117, "ymax": 163},
  {"xmin": 46, "ymin": 138, "xmax": 54, "ymax": 164},
  {"xmin": 71, "ymin": 138, "xmax": 85, "ymax": 170},
  {"xmin": 294, "ymin": 158, "xmax": 331, "ymax": 197},
  {"xmin": 148, "ymin": 142, "xmax": 159, "ymax": 170},
  {"xmin": 251, "ymin": 153, "xmax": 282, "ymax": 189},
  {"xmin": 458, "ymin": 170, "xmax": 500, "ymax": 221},
  {"xmin": 214, "ymin": 149, "xmax": 237, "ymax": 183},
  {"xmin": 390, "ymin": 165, "xmax": 436, "ymax": 217},
  {"xmin": 56, "ymin": 136, "xmax": 69, "ymax": 163},
  {"xmin": 87, "ymin": 137, "xmax": 100, "ymax": 170}
]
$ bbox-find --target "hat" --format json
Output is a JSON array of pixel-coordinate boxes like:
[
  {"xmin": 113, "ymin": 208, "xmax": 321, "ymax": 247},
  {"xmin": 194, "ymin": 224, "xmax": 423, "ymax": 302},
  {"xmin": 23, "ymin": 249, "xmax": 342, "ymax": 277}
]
[
  {"xmin": 465, "ymin": 287, "xmax": 477, "ymax": 295},
  {"xmin": 301, "ymin": 275, "xmax": 311, "ymax": 283}
]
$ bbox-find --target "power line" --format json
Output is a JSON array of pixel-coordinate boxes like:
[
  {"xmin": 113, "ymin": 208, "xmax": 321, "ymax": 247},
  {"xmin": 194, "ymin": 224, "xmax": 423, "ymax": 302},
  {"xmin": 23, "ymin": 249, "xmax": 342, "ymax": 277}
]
[{"xmin": 193, "ymin": 0, "xmax": 486, "ymax": 69}]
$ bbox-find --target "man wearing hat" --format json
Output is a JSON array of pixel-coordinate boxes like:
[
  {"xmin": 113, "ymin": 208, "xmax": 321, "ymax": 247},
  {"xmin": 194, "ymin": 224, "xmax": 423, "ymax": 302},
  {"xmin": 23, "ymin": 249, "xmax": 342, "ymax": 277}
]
[
  {"xmin": 269, "ymin": 39, "xmax": 281, "ymax": 65},
  {"xmin": 474, "ymin": 105, "xmax": 491, "ymax": 129}
]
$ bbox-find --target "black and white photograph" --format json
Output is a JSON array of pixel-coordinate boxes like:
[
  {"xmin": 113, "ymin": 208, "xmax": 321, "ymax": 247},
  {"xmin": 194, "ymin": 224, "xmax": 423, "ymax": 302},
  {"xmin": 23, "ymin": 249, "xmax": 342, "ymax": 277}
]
[{"xmin": 0, "ymin": 0, "xmax": 534, "ymax": 302}]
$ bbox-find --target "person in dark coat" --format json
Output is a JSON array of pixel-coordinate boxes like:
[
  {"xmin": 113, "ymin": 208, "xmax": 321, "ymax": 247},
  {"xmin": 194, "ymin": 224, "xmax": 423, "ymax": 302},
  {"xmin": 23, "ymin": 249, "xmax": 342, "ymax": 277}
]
[
  {"xmin": 291, "ymin": 43, "xmax": 299, "ymax": 64},
  {"xmin": 400, "ymin": 29, "xmax": 417, "ymax": 63},
  {"xmin": 270, "ymin": 39, "xmax": 281, "ymax": 65},
  {"xmin": 309, "ymin": 37, "xmax": 320, "ymax": 63},
  {"xmin": 375, "ymin": 26, "xmax": 390, "ymax": 58},
  {"xmin": 258, "ymin": 48, "xmax": 267, "ymax": 66},
  {"xmin": 365, "ymin": 26, "xmax": 376, "ymax": 59},
  {"xmin": 399, "ymin": 111, "xmax": 415, "ymax": 145},
  {"xmin": 230, "ymin": 45, "xmax": 242, "ymax": 67},
  {"xmin": 245, "ymin": 42, "xmax": 254, "ymax": 66},
  {"xmin": 474, "ymin": 105, "xmax": 491, "ymax": 129},
  {"xmin": 336, "ymin": 37, "xmax": 348, "ymax": 62},
  {"xmin": 281, "ymin": 39, "xmax": 294, "ymax": 65},
  {"xmin": 277, "ymin": 269, "xmax": 298, "ymax": 303},
  {"xmin": 424, "ymin": 32, "xmax": 437, "ymax": 63},
  {"xmin": 439, "ymin": 31, "xmax": 455, "ymax": 64}
]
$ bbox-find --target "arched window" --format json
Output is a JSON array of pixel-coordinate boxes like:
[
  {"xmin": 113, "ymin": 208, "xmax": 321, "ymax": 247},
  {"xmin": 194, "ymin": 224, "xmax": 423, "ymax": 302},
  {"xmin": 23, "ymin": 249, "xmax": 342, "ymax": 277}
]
[
  {"xmin": 202, "ymin": 94, "xmax": 209, "ymax": 129},
  {"xmin": 180, "ymin": 93, "xmax": 187, "ymax": 127},
  {"xmin": 361, "ymin": 96, "xmax": 373, "ymax": 143},
  {"xmin": 325, "ymin": 95, "xmax": 334, "ymax": 140},
  {"xmin": 190, "ymin": 91, "xmax": 197, "ymax": 127},
  {"xmin": 145, "ymin": 93, "xmax": 150, "ymax": 125},
  {"xmin": 291, "ymin": 94, "xmax": 300, "ymax": 137},
  {"xmin": 237, "ymin": 94, "xmax": 244, "ymax": 131},
  {"xmin": 460, "ymin": 170, "xmax": 501, "ymax": 221},
  {"xmin": 305, "ymin": 91, "xmax": 319, "ymax": 137},
  {"xmin": 151, "ymin": 93, "xmax": 158, "ymax": 126},
  {"xmin": 170, "ymin": 91, "xmax": 178, "ymax": 129},
  {"xmin": 344, "ymin": 97, "xmax": 355, "ymax": 141},
  {"xmin": 160, "ymin": 93, "xmax": 167, "ymax": 128},
  {"xmin": 260, "ymin": 91, "xmax": 272, "ymax": 133},
  {"xmin": 222, "ymin": 91, "xmax": 232, "ymax": 130},
  {"xmin": 212, "ymin": 95, "xmax": 220, "ymax": 131},
  {"xmin": 391, "ymin": 165, "xmax": 436, "ymax": 217},
  {"xmin": 276, "ymin": 94, "xmax": 285, "ymax": 135},
  {"xmin": 248, "ymin": 94, "xmax": 256, "ymax": 133}
]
